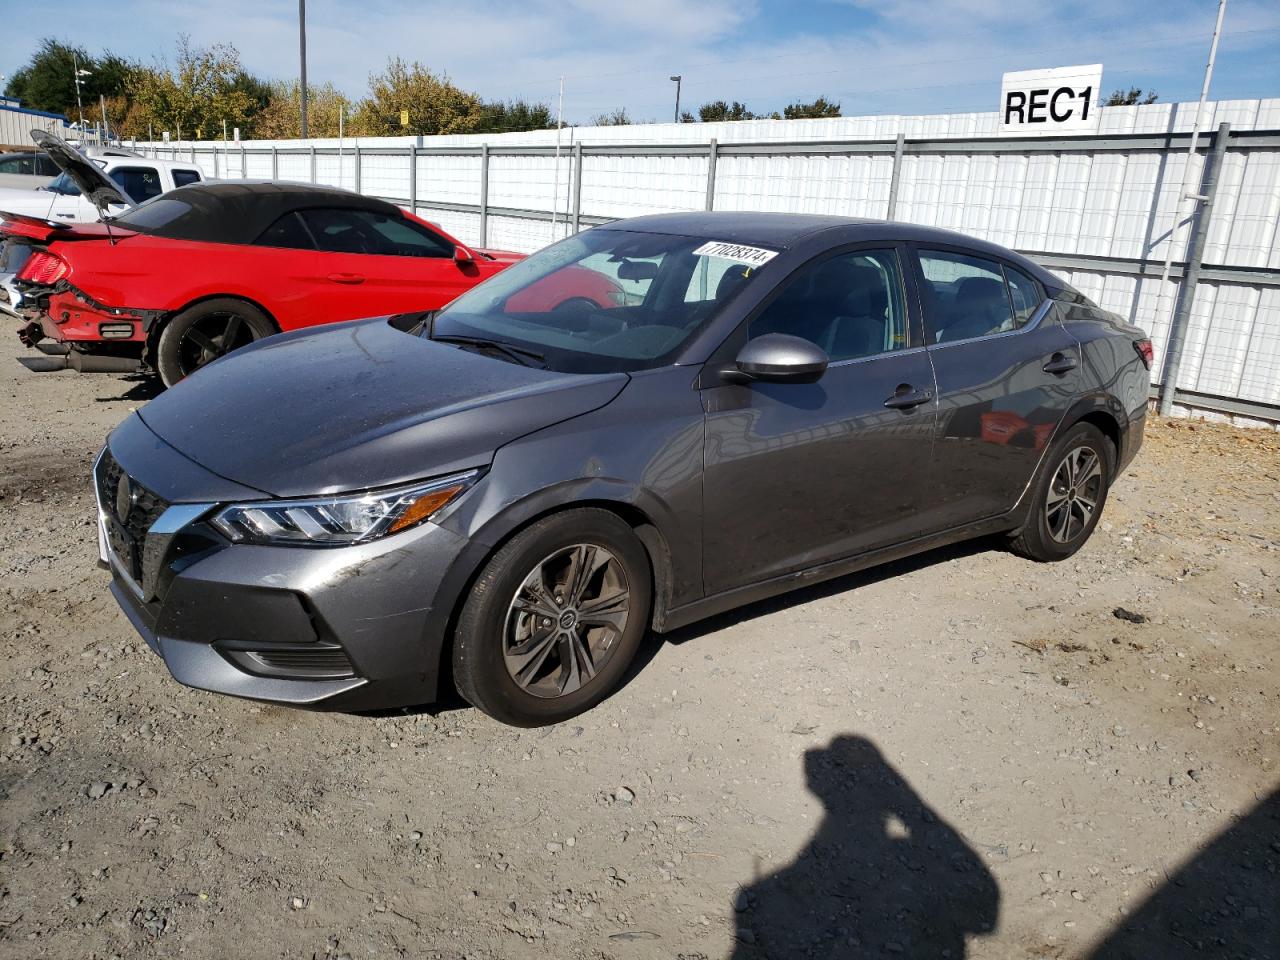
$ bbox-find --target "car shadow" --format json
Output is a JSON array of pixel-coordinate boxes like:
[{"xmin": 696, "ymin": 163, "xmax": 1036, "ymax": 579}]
[
  {"xmin": 729, "ymin": 733, "xmax": 1000, "ymax": 957},
  {"xmin": 1086, "ymin": 785, "xmax": 1279, "ymax": 959},
  {"xmin": 93, "ymin": 375, "xmax": 163, "ymax": 403},
  {"xmin": 654, "ymin": 535, "xmax": 995, "ymax": 652},
  {"xmin": 370, "ymin": 536, "xmax": 996, "ymax": 722}
]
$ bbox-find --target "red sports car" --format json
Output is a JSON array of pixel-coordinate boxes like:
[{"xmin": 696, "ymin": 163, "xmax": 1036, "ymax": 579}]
[{"xmin": 5, "ymin": 165, "xmax": 622, "ymax": 386}]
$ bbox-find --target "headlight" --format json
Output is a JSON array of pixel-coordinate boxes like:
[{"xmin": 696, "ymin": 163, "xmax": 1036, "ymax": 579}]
[{"xmin": 210, "ymin": 470, "xmax": 480, "ymax": 546}]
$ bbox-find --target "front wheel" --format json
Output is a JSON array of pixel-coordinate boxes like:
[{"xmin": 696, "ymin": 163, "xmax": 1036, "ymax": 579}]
[
  {"xmin": 155, "ymin": 298, "xmax": 275, "ymax": 388},
  {"xmin": 1008, "ymin": 422, "xmax": 1114, "ymax": 562},
  {"xmin": 452, "ymin": 509, "xmax": 653, "ymax": 726}
]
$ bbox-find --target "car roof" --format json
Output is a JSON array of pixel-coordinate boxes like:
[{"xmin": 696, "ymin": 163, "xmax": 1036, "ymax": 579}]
[
  {"xmin": 112, "ymin": 181, "xmax": 401, "ymax": 245},
  {"xmin": 604, "ymin": 211, "xmax": 1071, "ymax": 296}
]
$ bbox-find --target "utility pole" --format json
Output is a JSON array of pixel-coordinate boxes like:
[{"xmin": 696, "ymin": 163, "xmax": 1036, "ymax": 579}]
[
  {"xmin": 1154, "ymin": 0, "xmax": 1226, "ymax": 414},
  {"xmin": 670, "ymin": 75, "xmax": 682, "ymax": 122},
  {"xmin": 72, "ymin": 52, "xmax": 91, "ymax": 129},
  {"xmin": 298, "ymin": 0, "xmax": 309, "ymax": 138}
]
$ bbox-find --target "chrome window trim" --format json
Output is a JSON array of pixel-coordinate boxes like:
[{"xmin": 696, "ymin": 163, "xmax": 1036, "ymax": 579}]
[{"xmin": 924, "ymin": 297, "xmax": 1054, "ymax": 352}]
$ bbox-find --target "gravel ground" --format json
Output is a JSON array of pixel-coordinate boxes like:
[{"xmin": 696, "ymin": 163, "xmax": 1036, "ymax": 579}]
[{"xmin": 1, "ymin": 362, "xmax": 1277, "ymax": 960}]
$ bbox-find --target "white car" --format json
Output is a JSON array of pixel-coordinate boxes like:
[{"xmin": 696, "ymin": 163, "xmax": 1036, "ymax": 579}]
[
  {"xmin": 0, "ymin": 135, "xmax": 206, "ymax": 319},
  {"xmin": 0, "ymin": 148, "xmax": 204, "ymax": 222}
]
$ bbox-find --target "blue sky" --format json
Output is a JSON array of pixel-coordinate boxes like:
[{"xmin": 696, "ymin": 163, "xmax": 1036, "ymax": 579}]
[{"xmin": 2, "ymin": 0, "xmax": 1277, "ymax": 122}]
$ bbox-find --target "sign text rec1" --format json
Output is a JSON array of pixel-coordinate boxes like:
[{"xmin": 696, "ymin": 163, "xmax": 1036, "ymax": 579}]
[{"xmin": 999, "ymin": 64, "xmax": 1103, "ymax": 136}]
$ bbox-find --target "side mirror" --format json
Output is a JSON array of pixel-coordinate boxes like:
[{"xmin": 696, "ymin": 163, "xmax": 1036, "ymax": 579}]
[
  {"xmin": 454, "ymin": 245, "xmax": 475, "ymax": 264},
  {"xmin": 729, "ymin": 333, "xmax": 828, "ymax": 384}
]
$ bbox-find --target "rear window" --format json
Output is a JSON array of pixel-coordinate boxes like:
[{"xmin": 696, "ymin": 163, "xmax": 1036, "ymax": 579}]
[
  {"xmin": 110, "ymin": 195, "xmax": 194, "ymax": 232},
  {"xmin": 172, "ymin": 169, "xmax": 202, "ymax": 187}
]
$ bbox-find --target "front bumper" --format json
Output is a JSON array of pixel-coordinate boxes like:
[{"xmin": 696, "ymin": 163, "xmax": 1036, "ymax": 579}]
[{"xmin": 97, "ymin": 424, "xmax": 477, "ymax": 711}]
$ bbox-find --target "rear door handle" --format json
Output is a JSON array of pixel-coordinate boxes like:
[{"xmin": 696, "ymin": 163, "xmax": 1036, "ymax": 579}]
[
  {"xmin": 327, "ymin": 272, "xmax": 365, "ymax": 284},
  {"xmin": 1043, "ymin": 352, "xmax": 1077, "ymax": 375},
  {"xmin": 883, "ymin": 384, "xmax": 933, "ymax": 410}
]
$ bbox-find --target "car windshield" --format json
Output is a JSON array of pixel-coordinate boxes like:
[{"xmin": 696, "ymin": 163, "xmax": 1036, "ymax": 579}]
[
  {"xmin": 428, "ymin": 228, "xmax": 771, "ymax": 373},
  {"xmin": 46, "ymin": 172, "xmax": 81, "ymax": 196}
]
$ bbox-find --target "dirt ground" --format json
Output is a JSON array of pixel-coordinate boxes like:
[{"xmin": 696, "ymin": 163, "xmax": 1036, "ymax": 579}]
[{"xmin": 0, "ymin": 360, "xmax": 1277, "ymax": 960}]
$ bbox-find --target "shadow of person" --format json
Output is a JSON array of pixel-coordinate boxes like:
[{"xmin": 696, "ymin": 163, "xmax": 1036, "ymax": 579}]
[
  {"xmin": 1088, "ymin": 785, "xmax": 1279, "ymax": 960},
  {"xmin": 731, "ymin": 735, "xmax": 999, "ymax": 959}
]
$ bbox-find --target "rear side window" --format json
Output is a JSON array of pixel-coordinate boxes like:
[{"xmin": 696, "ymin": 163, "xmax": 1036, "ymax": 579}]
[
  {"xmin": 299, "ymin": 208, "xmax": 453, "ymax": 258},
  {"xmin": 918, "ymin": 250, "xmax": 1016, "ymax": 342},
  {"xmin": 1004, "ymin": 266, "xmax": 1044, "ymax": 325},
  {"xmin": 108, "ymin": 166, "xmax": 164, "ymax": 203},
  {"xmin": 172, "ymin": 169, "xmax": 202, "ymax": 188},
  {"xmin": 256, "ymin": 212, "xmax": 315, "ymax": 250}
]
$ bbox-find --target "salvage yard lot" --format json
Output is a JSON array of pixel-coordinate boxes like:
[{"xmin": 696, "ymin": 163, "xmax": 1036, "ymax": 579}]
[{"xmin": 1, "ymin": 362, "xmax": 1277, "ymax": 960}]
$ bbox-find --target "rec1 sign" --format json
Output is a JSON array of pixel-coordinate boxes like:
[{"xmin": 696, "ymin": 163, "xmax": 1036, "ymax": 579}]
[{"xmin": 1000, "ymin": 64, "xmax": 1102, "ymax": 136}]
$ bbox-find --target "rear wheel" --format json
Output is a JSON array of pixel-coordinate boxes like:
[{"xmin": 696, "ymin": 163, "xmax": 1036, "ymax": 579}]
[
  {"xmin": 452, "ymin": 509, "xmax": 652, "ymax": 726},
  {"xmin": 1008, "ymin": 422, "xmax": 1114, "ymax": 562},
  {"xmin": 156, "ymin": 298, "xmax": 275, "ymax": 388}
]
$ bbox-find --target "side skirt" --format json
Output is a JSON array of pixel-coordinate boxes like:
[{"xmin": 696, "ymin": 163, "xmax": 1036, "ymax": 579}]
[{"xmin": 657, "ymin": 514, "xmax": 1021, "ymax": 634}]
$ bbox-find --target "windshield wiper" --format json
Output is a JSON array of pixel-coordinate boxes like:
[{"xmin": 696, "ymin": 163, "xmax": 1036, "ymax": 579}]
[{"xmin": 429, "ymin": 334, "xmax": 546, "ymax": 368}]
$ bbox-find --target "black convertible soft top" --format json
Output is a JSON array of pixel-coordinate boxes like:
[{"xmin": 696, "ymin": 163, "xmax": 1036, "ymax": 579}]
[{"xmin": 109, "ymin": 181, "xmax": 402, "ymax": 245}]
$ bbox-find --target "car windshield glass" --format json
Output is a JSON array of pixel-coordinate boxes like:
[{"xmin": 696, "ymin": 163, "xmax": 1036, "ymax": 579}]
[
  {"xmin": 46, "ymin": 172, "xmax": 81, "ymax": 196},
  {"xmin": 429, "ymin": 228, "xmax": 770, "ymax": 373}
]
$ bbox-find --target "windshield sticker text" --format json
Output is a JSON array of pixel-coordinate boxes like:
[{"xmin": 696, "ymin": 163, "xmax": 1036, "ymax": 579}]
[{"xmin": 692, "ymin": 241, "xmax": 778, "ymax": 267}]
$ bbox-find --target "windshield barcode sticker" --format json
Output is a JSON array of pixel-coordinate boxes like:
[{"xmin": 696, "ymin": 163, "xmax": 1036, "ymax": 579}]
[{"xmin": 692, "ymin": 241, "xmax": 778, "ymax": 267}]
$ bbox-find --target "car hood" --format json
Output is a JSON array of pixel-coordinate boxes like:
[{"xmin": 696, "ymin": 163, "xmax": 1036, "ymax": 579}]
[
  {"xmin": 136, "ymin": 317, "xmax": 629, "ymax": 499},
  {"xmin": 31, "ymin": 129, "xmax": 135, "ymax": 210}
]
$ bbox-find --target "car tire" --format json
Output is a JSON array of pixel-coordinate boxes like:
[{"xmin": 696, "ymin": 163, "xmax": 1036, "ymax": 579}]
[
  {"xmin": 1008, "ymin": 421, "xmax": 1115, "ymax": 562},
  {"xmin": 156, "ymin": 298, "xmax": 275, "ymax": 388},
  {"xmin": 452, "ymin": 509, "xmax": 653, "ymax": 727}
]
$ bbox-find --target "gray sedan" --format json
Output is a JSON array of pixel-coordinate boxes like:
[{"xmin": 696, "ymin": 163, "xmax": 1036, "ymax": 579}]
[{"xmin": 95, "ymin": 213, "xmax": 1150, "ymax": 726}]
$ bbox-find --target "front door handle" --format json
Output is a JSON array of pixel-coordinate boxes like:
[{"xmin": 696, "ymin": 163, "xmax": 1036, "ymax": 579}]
[
  {"xmin": 1043, "ymin": 352, "xmax": 1077, "ymax": 375},
  {"xmin": 327, "ymin": 272, "xmax": 365, "ymax": 284},
  {"xmin": 884, "ymin": 384, "xmax": 933, "ymax": 410}
]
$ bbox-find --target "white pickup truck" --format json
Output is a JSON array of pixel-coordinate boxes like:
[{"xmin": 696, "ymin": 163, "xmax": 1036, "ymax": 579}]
[
  {"xmin": 0, "ymin": 136, "xmax": 207, "ymax": 318},
  {"xmin": 0, "ymin": 148, "xmax": 205, "ymax": 222}
]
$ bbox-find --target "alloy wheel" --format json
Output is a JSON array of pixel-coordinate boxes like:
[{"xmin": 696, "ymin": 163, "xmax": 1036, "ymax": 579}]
[
  {"xmin": 503, "ymin": 543, "xmax": 631, "ymax": 699},
  {"xmin": 177, "ymin": 312, "xmax": 256, "ymax": 376},
  {"xmin": 1045, "ymin": 445, "xmax": 1103, "ymax": 543}
]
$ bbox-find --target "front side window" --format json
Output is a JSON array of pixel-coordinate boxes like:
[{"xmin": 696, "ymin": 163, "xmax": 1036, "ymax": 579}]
[
  {"xmin": 108, "ymin": 166, "xmax": 164, "ymax": 203},
  {"xmin": 749, "ymin": 249, "xmax": 908, "ymax": 362},
  {"xmin": 300, "ymin": 208, "xmax": 453, "ymax": 257},
  {"xmin": 172, "ymin": 169, "xmax": 202, "ymax": 188},
  {"xmin": 430, "ymin": 228, "xmax": 768, "ymax": 373},
  {"xmin": 918, "ymin": 250, "xmax": 1018, "ymax": 343}
]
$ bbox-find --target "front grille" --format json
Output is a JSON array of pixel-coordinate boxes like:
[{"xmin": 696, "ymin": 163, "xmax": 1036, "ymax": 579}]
[{"xmin": 96, "ymin": 450, "xmax": 170, "ymax": 584}]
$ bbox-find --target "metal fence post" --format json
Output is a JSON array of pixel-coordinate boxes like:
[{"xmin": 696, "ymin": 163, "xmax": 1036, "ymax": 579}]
[
  {"xmin": 310, "ymin": 145, "xmax": 317, "ymax": 184},
  {"xmin": 408, "ymin": 146, "xmax": 417, "ymax": 214},
  {"xmin": 479, "ymin": 144, "xmax": 490, "ymax": 246},
  {"xmin": 571, "ymin": 142, "xmax": 583, "ymax": 233},
  {"xmin": 705, "ymin": 138, "xmax": 718, "ymax": 211},
  {"xmin": 213, "ymin": 146, "xmax": 220, "ymax": 179},
  {"xmin": 886, "ymin": 133, "xmax": 906, "ymax": 220},
  {"xmin": 354, "ymin": 143, "xmax": 362, "ymax": 193},
  {"xmin": 240, "ymin": 143, "xmax": 246, "ymax": 178},
  {"xmin": 271, "ymin": 146, "xmax": 279, "ymax": 180},
  {"xmin": 1159, "ymin": 121, "xmax": 1230, "ymax": 417}
]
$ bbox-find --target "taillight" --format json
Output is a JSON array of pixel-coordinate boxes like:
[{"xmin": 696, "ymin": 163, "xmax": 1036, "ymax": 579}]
[
  {"xmin": 17, "ymin": 251, "xmax": 69, "ymax": 286},
  {"xmin": 1133, "ymin": 338, "xmax": 1153, "ymax": 370}
]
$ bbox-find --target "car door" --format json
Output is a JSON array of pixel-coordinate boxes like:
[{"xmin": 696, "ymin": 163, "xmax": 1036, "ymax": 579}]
[
  {"xmin": 700, "ymin": 244, "xmax": 939, "ymax": 596},
  {"xmin": 913, "ymin": 246, "xmax": 1081, "ymax": 529},
  {"xmin": 298, "ymin": 207, "xmax": 479, "ymax": 319}
]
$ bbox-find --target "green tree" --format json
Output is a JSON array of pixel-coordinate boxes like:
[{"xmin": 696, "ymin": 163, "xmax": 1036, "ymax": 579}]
[
  {"xmin": 352, "ymin": 58, "xmax": 482, "ymax": 136},
  {"xmin": 698, "ymin": 100, "xmax": 757, "ymax": 122},
  {"xmin": 590, "ymin": 108, "xmax": 632, "ymax": 126},
  {"xmin": 252, "ymin": 80, "xmax": 353, "ymax": 139},
  {"xmin": 128, "ymin": 37, "xmax": 259, "ymax": 139},
  {"xmin": 3, "ymin": 39, "xmax": 133, "ymax": 118},
  {"xmin": 475, "ymin": 99, "xmax": 556, "ymax": 134},
  {"xmin": 783, "ymin": 96, "xmax": 841, "ymax": 119},
  {"xmin": 1106, "ymin": 87, "xmax": 1158, "ymax": 106}
]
